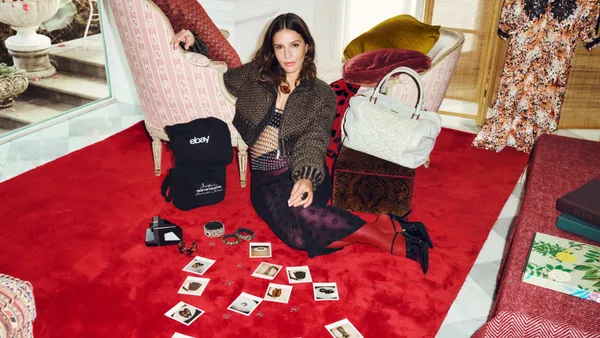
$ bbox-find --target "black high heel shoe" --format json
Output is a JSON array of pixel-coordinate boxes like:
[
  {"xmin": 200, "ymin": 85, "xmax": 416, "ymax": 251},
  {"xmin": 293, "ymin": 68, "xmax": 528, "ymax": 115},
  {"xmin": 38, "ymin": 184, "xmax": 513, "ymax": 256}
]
[
  {"xmin": 388, "ymin": 213, "xmax": 434, "ymax": 249},
  {"xmin": 390, "ymin": 231, "xmax": 430, "ymax": 274}
]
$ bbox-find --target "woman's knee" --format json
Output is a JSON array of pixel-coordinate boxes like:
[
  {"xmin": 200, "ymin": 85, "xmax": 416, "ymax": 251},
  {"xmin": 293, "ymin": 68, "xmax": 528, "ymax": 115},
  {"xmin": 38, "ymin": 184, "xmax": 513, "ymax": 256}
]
[
  {"xmin": 294, "ymin": 205, "xmax": 322, "ymax": 222},
  {"xmin": 287, "ymin": 237, "xmax": 307, "ymax": 251},
  {"xmin": 278, "ymin": 225, "xmax": 307, "ymax": 251}
]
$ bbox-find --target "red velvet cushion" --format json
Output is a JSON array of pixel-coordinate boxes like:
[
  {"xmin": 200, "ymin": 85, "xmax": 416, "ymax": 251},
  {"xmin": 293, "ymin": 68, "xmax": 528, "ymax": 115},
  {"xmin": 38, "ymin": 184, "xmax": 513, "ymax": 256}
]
[
  {"xmin": 343, "ymin": 48, "xmax": 431, "ymax": 87},
  {"xmin": 152, "ymin": 0, "xmax": 242, "ymax": 68}
]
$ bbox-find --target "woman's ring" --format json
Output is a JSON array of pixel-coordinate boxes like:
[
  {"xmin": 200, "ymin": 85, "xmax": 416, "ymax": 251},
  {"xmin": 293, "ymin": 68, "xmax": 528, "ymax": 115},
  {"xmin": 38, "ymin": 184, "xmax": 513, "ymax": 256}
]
[{"xmin": 301, "ymin": 192, "xmax": 308, "ymax": 200}]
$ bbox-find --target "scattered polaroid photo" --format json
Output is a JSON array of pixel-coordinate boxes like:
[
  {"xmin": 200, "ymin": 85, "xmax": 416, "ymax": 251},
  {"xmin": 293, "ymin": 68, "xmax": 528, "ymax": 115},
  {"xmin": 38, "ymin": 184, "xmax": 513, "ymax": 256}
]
[
  {"xmin": 172, "ymin": 333, "xmax": 195, "ymax": 338},
  {"xmin": 263, "ymin": 283, "xmax": 293, "ymax": 304},
  {"xmin": 325, "ymin": 318, "xmax": 364, "ymax": 338},
  {"xmin": 252, "ymin": 262, "xmax": 283, "ymax": 280},
  {"xmin": 249, "ymin": 242, "xmax": 272, "ymax": 258},
  {"xmin": 227, "ymin": 292, "xmax": 263, "ymax": 316},
  {"xmin": 177, "ymin": 276, "xmax": 210, "ymax": 296},
  {"xmin": 182, "ymin": 256, "xmax": 216, "ymax": 276},
  {"xmin": 164, "ymin": 301, "xmax": 204, "ymax": 326},
  {"xmin": 313, "ymin": 282, "xmax": 339, "ymax": 301},
  {"xmin": 286, "ymin": 266, "xmax": 313, "ymax": 284}
]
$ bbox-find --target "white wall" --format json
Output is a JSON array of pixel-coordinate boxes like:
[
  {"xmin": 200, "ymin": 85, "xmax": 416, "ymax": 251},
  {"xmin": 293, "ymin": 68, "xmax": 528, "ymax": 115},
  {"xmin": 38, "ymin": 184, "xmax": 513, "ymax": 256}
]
[
  {"xmin": 200, "ymin": 0, "xmax": 342, "ymax": 64},
  {"xmin": 277, "ymin": 0, "xmax": 316, "ymax": 27},
  {"xmin": 98, "ymin": 0, "xmax": 341, "ymax": 107},
  {"xmin": 277, "ymin": 0, "xmax": 424, "ymax": 65},
  {"xmin": 277, "ymin": 0, "xmax": 343, "ymax": 65},
  {"xmin": 199, "ymin": 0, "xmax": 280, "ymax": 63}
]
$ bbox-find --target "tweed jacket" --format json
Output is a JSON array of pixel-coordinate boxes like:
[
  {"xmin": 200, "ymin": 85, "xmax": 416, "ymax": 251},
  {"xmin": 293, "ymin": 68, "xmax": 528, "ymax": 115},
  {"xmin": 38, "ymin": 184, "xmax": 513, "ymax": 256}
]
[{"xmin": 223, "ymin": 61, "xmax": 336, "ymax": 187}]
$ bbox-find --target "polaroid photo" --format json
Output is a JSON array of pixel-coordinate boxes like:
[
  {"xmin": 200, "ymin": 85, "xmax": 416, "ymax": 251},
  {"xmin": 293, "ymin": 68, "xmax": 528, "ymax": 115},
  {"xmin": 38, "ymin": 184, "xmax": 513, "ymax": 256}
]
[
  {"xmin": 313, "ymin": 282, "xmax": 339, "ymax": 301},
  {"xmin": 263, "ymin": 283, "xmax": 293, "ymax": 304},
  {"xmin": 172, "ymin": 333, "xmax": 195, "ymax": 338},
  {"xmin": 182, "ymin": 256, "xmax": 216, "ymax": 276},
  {"xmin": 251, "ymin": 262, "xmax": 283, "ymax": 280},
  {"xmin": 249, "ymin": 242, "xmax": 272, "ymax": 258},
  {"xmin": 286, "ymin": 266, "xmax": 313, "ymax": 284},
  {"xmin": 227, "ymin": 292, "xmax": 263, "ymax": 316},
  {"xmin": 178, "ymin": 276, "xmax": 210, "ymax": 296},
  {"xmin": 325, "ymin": 318, "xmax": 364, "ymax": 338},
  {"xmin": 164, "ymin": 301, "xmax": 204, "ymax": 326}
]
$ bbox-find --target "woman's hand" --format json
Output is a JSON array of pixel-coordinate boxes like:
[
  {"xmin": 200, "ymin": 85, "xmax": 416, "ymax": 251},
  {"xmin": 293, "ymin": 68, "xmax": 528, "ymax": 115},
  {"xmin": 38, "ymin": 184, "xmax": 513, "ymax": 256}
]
[
  {"xmin": 170, "ymin": 30, "xmax": 195, "ymax": 50},
  {"xmin": 288, "ymin": 179, "xmax": 313, "ymax": 208}
]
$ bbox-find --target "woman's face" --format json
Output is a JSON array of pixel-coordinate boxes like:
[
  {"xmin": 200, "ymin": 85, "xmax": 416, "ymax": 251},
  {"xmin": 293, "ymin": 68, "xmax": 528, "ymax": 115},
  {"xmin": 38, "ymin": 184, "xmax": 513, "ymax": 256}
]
[{"xmin": 272, "ymin": 29, "xmax": 308, "ymax": 76}]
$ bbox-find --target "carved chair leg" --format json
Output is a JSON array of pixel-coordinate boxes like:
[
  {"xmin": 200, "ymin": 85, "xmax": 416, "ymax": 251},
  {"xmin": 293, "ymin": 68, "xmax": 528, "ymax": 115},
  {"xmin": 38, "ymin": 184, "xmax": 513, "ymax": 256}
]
[
  {"xmin": 237, "ymin": 141, "xmax": 248, "ymax": 188},
  {"xmin": 152, "ymin": 137, "xmax": 162, "ymax": 176}
]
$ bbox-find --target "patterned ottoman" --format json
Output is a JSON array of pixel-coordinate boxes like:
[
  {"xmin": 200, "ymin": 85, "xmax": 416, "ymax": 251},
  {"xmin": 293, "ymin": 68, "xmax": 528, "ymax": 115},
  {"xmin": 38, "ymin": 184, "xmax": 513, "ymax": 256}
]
[
  {"xmin": 0, "ymin": 275, "xmax": 36, "ymax": 338},
  {"xmin": 332, "ymin": 146, "xmax": 415, "ymax": 215}
]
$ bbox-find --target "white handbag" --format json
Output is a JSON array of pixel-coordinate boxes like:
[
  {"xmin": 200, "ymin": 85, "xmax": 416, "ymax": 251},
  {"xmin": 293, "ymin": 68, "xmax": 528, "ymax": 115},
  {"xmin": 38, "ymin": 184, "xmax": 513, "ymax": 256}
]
[{"xmin": 342, "ymin": 66, "xmax": 442, "ymax": 169}]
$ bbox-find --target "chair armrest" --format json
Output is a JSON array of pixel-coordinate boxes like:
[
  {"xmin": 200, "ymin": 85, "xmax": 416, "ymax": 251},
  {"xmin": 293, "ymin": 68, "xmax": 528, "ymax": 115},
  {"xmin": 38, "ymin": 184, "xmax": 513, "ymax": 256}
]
[
  {"xmin": 181, "ymin": 50, "xmax": 237, "ymax": 105},
  {"xmin": 184, "ymin": 50, "xmax": 227, "ymax": 71}
]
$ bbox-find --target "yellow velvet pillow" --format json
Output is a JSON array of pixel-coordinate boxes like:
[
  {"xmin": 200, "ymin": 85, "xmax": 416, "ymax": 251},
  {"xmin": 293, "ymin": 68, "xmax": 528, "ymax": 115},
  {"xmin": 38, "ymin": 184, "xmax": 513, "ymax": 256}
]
[{"xmin": 343, "ymin": 15, "xmax": 441, "ymax": 60}]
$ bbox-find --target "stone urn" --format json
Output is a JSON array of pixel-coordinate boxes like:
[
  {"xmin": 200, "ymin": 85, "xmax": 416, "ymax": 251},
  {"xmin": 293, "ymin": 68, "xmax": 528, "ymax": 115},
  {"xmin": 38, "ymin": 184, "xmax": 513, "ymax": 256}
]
[
  {"xmin": 0, "ymin": 67, "xmax": 29, "ymax": 108},
  {"xmin": 0, "ymin": 0, "xmax": 60, "ymax": 79}
]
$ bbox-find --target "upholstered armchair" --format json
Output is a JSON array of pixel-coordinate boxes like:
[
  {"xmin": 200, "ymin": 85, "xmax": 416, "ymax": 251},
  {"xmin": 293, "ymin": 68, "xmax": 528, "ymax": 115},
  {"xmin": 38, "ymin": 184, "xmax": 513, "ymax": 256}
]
[
  {"xmin": 108, "ymin": 0, "xmax": 248, "ymax": 186},
  {"xmin": 0, "ymin": 274, "xmax": 36, "ymax": 338},
  {"xmin": 357, "ymin": 28, "xmax": 465, "ymax": 114},
  {"xmin": 355, "ymin": 28, "xmax": 464, "ymax": 168}
]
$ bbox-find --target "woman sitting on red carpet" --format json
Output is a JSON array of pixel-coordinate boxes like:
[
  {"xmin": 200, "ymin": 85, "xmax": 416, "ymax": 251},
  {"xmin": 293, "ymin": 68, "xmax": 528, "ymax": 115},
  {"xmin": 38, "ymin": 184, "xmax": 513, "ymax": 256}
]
[{"xmin": 171, "ymin": 13, "xmax": 434, "ymax": 273}]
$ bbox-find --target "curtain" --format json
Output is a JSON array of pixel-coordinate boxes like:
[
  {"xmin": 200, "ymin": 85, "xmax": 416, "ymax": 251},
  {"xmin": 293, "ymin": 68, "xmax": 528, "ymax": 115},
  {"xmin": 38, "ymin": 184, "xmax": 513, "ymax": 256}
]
[{"xmin": 425, "ymin": 0, "xmax": 497, "ymax": 108}]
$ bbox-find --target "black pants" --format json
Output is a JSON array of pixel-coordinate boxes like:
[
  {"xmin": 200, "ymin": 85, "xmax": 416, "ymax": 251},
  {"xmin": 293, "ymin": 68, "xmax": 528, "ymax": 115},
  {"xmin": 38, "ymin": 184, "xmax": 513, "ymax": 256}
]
[{"xmin": 250, "ymin": 166, "xmax": 366, "ymax": 258}]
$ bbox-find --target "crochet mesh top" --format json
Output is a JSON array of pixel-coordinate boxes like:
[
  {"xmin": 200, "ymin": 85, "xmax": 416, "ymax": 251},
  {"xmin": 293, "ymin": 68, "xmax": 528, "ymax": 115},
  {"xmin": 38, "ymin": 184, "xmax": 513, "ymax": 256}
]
[{"xmin": 250, "ymin": 107, "xmax": 290, "ymax": 171}]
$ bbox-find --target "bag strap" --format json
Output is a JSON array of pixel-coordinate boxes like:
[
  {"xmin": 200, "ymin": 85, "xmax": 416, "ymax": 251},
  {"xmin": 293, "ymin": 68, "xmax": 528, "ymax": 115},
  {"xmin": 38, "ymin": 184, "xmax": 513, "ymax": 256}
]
[
  {"xmin": 161, "ymin": 170, "xmax": 174, "ymax": 202},
  {"xmin": 370, "ymin": 66, "xmax": 425, "ymax": 113}
]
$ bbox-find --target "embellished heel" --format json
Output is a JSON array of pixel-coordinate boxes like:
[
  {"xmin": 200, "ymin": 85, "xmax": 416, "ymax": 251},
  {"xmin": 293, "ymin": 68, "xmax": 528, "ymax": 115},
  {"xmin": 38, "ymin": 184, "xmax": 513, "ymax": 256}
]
[
  {"xmin": 390, "ymin": 232, "xmax": 430, "ymax": 274},
  {"xmin": 403, "ymin": 221, "xmax": 433, "ymax": 249},
  {"xmin": 389, "ymin": 213, "xmax": 433, "ymax": 249},
  {"xmin": 403, "ymin": 234, "xmax": 429, "ymax": 274}
]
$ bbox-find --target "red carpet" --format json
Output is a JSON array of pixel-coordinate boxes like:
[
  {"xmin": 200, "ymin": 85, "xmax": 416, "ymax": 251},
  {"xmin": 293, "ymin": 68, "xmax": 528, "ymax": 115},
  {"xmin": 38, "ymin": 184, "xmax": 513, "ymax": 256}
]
[{"xmin": 0, "ymin": 122, "xmax": 528, "ymax": 338}]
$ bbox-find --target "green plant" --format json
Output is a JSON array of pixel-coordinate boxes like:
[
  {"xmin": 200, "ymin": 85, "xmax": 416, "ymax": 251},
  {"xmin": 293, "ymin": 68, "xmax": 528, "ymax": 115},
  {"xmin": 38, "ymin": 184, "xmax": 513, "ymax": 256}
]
[{"xmin": 0, "ymin": 63, "xmax": 18, "ymax": 76}]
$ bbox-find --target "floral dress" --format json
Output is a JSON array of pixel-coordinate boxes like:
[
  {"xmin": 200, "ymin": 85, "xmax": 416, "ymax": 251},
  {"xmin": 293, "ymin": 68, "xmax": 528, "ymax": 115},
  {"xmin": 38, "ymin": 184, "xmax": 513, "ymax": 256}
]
[{"xmin": 473, "ymin": 0, "xmax": 600, "ymax": 153}]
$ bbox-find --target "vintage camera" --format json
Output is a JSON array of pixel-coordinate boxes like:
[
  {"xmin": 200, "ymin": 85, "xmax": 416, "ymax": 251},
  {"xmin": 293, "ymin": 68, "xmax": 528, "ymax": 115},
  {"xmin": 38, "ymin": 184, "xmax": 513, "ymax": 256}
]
[{"xmin": 145, "ymin": 216, "xmax": 183, "ymax": 247}]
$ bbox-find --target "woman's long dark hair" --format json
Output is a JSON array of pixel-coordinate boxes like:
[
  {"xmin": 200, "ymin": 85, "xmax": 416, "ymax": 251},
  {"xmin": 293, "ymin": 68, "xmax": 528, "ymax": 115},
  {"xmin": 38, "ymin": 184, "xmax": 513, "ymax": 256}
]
[{"xmin": 254, "ymin": 13, "xmax": 317, "ymax": 92}]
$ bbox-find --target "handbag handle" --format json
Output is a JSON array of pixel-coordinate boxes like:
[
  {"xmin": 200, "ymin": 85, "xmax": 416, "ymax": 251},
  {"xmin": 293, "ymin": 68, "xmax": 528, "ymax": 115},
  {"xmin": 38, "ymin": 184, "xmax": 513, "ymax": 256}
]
[
  {"xmin": 370, "ymin": 66, "xmax": 424, "ymax": 114},
  {"xmin": 161, "ymin": 170, "xmax": 174, "ymax": 202}
]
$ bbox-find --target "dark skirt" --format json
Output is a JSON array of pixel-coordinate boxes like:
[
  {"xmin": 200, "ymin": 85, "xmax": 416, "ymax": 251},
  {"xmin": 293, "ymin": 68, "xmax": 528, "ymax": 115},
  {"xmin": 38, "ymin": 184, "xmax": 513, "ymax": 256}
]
[{"xmin": 250, "ymin": 166, "xmax": 366, "ymax": 258}]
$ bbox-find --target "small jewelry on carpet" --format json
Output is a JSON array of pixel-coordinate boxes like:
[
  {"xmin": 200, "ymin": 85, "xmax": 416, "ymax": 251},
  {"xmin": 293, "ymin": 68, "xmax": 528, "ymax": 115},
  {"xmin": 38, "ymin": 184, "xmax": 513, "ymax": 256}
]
[
  {"xmin": 225, "ymin": 280, "xmax": 234, "ymax": 286},
  {"xmin": 222, "ymin": 234, "xmax": 240, "ymax": 246},
  {"xmin": 290, "ymin": 306, "xmax": 300, "ymax": 312},
  {"xmin": 256, "ymin": 311, "xmax": 264, "ymax": 318},
  {"xmin": 222, "ymin": 313, "xmax": 232, "ymax": 320},
  {"xmin": 237, "ymin": 263, "xmax": 244, "ymax": 269},
  {"xmin": 235, "ymin": 228, "xmax": 255, "ymax": 241},
  {"xmin": 177, "ymin": 241, "xmax": 197, "ymax": 256},
  {"xmin": 208, "ymin": 241, "xmax": 216, "ymax": 247},
  {"xmin": 204, "ymin": 221, "xmax": 225, "ymax": 238}
]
